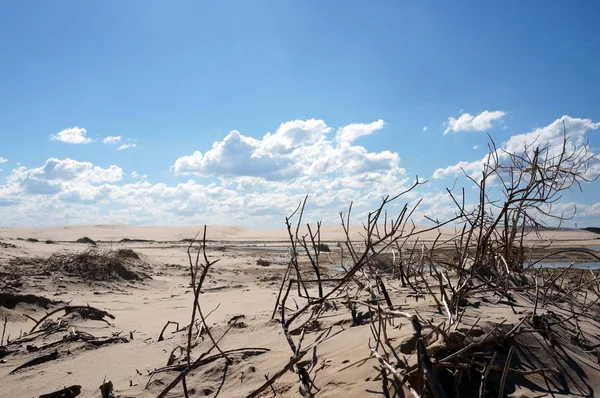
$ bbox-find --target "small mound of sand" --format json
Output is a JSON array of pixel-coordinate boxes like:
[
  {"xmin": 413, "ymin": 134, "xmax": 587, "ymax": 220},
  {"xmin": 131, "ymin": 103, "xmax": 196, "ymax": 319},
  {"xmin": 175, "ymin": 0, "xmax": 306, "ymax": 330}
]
[{"xmin": 44, "ymin": 246, "xmax": 151, "ymax": 282}]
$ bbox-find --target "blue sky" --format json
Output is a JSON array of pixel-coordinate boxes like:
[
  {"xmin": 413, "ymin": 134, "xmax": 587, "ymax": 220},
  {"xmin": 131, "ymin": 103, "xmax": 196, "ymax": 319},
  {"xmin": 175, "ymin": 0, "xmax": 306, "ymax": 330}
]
[{"xmin": 1, "ymin": 1, "xmax": 599, "ymax": 228}]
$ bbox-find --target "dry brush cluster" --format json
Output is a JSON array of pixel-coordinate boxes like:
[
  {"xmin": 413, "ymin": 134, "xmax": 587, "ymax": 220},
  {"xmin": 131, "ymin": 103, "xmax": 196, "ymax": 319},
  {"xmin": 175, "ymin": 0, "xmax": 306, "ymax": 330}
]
[
  {"xmin": 254, "ymin": 128, "xmax": 600, "ymax": 397},
  {"xmin": 152, "ymin": 130, "xmax": 600, "ymax": 397},
  {"xmin": 44, "ymin": 244, "xmax": 151, "ymax": 282}
]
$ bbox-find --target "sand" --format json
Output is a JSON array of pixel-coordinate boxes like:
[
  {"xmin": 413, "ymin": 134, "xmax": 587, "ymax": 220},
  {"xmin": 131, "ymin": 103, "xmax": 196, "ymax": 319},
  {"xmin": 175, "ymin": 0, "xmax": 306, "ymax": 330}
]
[{"xmin": 1, "ymin": 225, "xmax": 600, "ymax": 397}]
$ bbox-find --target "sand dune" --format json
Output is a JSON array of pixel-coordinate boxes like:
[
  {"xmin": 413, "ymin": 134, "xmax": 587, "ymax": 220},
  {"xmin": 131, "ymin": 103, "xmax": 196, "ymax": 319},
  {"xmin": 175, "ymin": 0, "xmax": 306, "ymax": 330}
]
[{"xmin": 0, "ymin": 224, "xmax": 597, "ymax": 244}]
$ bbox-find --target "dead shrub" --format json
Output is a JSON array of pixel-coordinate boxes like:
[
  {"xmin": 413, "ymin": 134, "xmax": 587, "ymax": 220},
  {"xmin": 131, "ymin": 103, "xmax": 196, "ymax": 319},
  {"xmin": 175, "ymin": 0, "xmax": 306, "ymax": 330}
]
[
  {"xmin": 115, "ymin": 248, "xmax": 140, "ymax": 260},
  {"xmin": 44, "ymin": 245, "xmax": 150, "ymax": 282},
  {"xmin": 256, "ymin": 259, "xmax": 271, "ymax": 267}
]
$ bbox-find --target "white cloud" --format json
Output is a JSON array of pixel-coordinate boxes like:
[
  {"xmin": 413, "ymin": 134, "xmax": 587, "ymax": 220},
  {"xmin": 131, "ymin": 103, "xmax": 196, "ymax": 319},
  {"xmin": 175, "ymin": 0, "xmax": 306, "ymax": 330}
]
[
  {"xmin": 117, "ymin": 143, "xmax": 137, "ymax": 151},
  {"xmin": 503, "ymin": 115, "xmax": 598, "ymax": 155},
  {"xmin": 444, "ymin": 110, "xmax": 506, "ymax": 134},
  {"xmin": 6, "ymin": 158, "xmax": 122, "ymax": 197},
  {"xmin": 434, "ymin": 115, "xmax": 600, "ymax": 180},
  {"xmin": 103, "ymin": 136, "xmax": 122, "ymax": 144},
  {"xmin": 256, "ymin": 119, "xmax": 332, "ymax": 156},
  {"xmin": 3, "ymin": 116, "xmax": 598, "ymax": 229},
  {"xmin": 0, "ymin": 120, "xmax": 413, "ymax": 227},
  {"xmin": 433, "ymin": 159, "xmax": 487, "ymax": 180},
  {"xmin": 174, "ymin": 119, "xmax": 397, "ymax": 181},
  {"xmin": 50, "ymin": 127, "xmax": 92, "ymax": 144},
  {"xmin": 422, "ymin": 126, "xmax": 428, "ymax": 132},
  {"xmin": 472, "ymin": 145, "xmax": 479, "ymax": 150},
  {"xmin": 0, "ymin": 157, "xmax": 7, "ymax": 163},
  {"xmin": 336, "ymin": 119, "xmax": 385, "ymax": 144},
  {"xmin": 174, "ymin": 131, "xmax": 293, "ymax": 179}
]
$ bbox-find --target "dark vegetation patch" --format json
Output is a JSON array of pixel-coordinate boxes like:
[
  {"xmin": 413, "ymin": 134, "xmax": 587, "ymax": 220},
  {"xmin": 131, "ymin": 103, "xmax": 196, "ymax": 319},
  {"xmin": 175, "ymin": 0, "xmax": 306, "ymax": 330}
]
[
  {"xmin": 256, "ymin": 259, "xmax": 271, "ymax": 267},
  {"xmin": 115, "ymin": 248, "xmax": 140, "ymax": 260},
  {"xmin": 75, "ymin": 237, "xmax": 96, "ymax": 245},
  {"xmin": 45, "ymin": 240, "xmax": 56, "ymax": 244},
  {"xmin": 26, "ymin": 238, "xmax": 39, "ymax": 243},
  {"xmin": 315, "ymin": 243, "xmax": 331, "ymax": 252},
  {"xmin": 44, "ymin": 246, "xmax": 151, "ymax": 282},
  {"xmin": 0, "ymin": 241, "xmax": 17, "ymax": 249},
  {"xmin": 119, "ymin": 238, "xmax": 155, "ymax": 243},
  {"xmin": 0, "ymin": 293, "xmax": 61, "ymax": 310}
]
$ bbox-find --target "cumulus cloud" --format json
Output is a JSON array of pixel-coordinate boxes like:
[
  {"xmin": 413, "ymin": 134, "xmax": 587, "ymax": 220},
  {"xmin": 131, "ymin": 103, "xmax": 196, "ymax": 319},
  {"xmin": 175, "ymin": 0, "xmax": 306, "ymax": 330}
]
[
  {"xmin": 336, "ymin": 119, "xmax": 385, "ymax": 144},
  {"xmin": 434, "ymin": 115, "xmax": 600, "ymax": 180},
  {"xmin": 257, "ymin": 119, "xmax": 332, "ymax": 156},
  {"xmin": 0, "ymin": 157, "xmax": 7, "ymax": 163},
  {"xmin": 174, "ymin": 131, "xmax": 293, "ymax": 179},
  {"xmin": 117, "ymin": 143, "xmax": 136, "ymax": 151},
  {"xmin": 7, "ymin": 158, "xmax": 123, "ymax": 196},
  {"xmin": 0, "ymin": 119, "xmax": 412, "ymax": 227},
  {"xmin": 50, "ymin": 126, "xmax": 92, "ymax": 144},
  {"xmin": 422, "ymin": 126, "xmax": 428, "ymax": 132},
  {"xmin": 3, "ymin": 116, "xmax": 598, "ymax": 229},
  {"xmin": 174, "ymin": 119, "xmax": 398, "ymax": 181},
  {"xmin": 444, "ymin": 110, "xmax": 505, "ymax": 134},
  {"xmin": 433, "ymin": 160, "xmax": 486, "ymax": 180},
  {"xmin": 103, "ymin": 136, "xmax": 122, "ymax": 144}
]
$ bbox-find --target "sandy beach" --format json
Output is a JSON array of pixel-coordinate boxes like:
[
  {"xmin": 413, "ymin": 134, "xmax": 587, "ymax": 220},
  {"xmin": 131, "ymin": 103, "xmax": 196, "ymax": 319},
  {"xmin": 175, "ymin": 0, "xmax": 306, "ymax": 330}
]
[{"xmin": 1, "ymin": 225, "xmax": 600, "ymax": 397}]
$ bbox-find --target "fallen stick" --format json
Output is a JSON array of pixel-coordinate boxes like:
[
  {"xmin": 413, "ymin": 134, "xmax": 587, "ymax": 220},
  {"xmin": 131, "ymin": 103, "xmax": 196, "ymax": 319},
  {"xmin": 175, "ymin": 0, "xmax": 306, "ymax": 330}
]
[
  {"xmin": 30, "ymin": 306, "xmax": 115, "ymax": 333},
  {"xmin": 479, "ymin": 352, "xmax": 497, "ymax": 398},
  {"xmin": 245, "ymin": 350, "xmax": 309, "ymax": 398},
  {"xmin": 39, "ymin": 385, "xmax": 82, "ymax": 398},
  {"xmin": 156, "ymin": 347, "xmax": 269, "ymax": 398},
  {"xmin": 10, "ymin": 350, "xmax": 59, "ymax": 374},
  {"xmin": 157, "ymin": 321, "xmax": 180, "ymax": 342},
  {"xmin": 35, "ymin": 334, "xmax": 81, "ymax": 351},
  {"xmin": 87, "ymin": 336, "xmax": 128, "ymax": 347},
  {"xmin": 436, "ymin": 361, "xmax": 558, "ymax": 376},
  {"xmin": 1, "ymin": 316, "xmax": 6, "ymax": 346},
  {"xmin": 157, "ymin": 348, "xmax": 269, "ymax": 373},
  {"xmin": 498, "ymin": 346, "xmax": 514, "ymax": 397}
]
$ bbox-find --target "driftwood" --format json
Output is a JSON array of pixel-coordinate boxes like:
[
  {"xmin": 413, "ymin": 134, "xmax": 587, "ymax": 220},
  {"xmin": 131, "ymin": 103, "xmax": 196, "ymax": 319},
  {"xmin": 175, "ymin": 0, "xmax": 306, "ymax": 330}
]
[
  {"xmin": 158, "ymin": 321, "xmax": 180, "ymax": 341},
  {"xmin": 87, "ymin": 336, "xmax": 128, "ymax": 347},
  {"xmin": 30, "ymin": 305, "xmax": 115, "ymax": 333},
  {"xmin": 1, "ymin": 316, "xmax": 6, "ymax": 346},
  {"xmin": 39, "ymin": 385, "xmax": 82, "ymax": 398},
  {"xmin": 160, "ymin": 348, "xmax": 270, "ymax": 373},
  {"xmin": 245, "ymin": 350, "xmax": 310, "ymax": 398},
  {"xmin": 10, "ymin": 350, "xmax": 59, "ymax": 374}
]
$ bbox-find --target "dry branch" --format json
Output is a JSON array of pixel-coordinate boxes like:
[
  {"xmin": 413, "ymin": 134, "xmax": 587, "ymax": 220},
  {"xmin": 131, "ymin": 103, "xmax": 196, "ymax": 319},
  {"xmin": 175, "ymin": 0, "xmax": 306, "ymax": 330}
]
[{"xmin": 39, "ymin": 385, "xmax": 82, "ymax": 398}]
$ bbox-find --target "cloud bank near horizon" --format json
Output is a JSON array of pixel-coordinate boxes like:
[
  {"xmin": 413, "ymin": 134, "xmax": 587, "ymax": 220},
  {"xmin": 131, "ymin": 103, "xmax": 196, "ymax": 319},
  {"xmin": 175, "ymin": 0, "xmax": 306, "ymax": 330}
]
[{"xmin": 1, "ymin": 115, "xmax": 599, "ymax": 228}]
